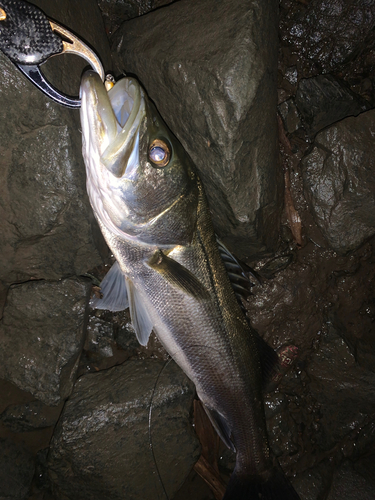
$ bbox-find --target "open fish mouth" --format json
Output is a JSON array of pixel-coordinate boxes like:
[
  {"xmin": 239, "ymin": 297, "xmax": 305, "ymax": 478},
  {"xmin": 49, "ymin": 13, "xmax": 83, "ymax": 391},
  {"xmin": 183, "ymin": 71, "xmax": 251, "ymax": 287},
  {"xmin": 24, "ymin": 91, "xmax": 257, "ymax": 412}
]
[
  {"xmin": 80, "ymin": 70, "xmax": 146, "ymax": 179},
  {"xmin": 80, "ymin": 71, "xmax": 148, "ymax": 239}
]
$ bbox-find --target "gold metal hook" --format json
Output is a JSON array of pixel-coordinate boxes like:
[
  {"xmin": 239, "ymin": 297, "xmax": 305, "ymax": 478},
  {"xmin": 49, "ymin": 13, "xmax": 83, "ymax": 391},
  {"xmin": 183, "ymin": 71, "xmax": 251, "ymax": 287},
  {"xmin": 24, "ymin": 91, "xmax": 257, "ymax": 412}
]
[
  {"xmin": 48, "ymin": 20, "xmax": 105, "ymax": 81},
  {"xmin": 0, "ymin": 8, "xmax": 6, "ymax": 21}
]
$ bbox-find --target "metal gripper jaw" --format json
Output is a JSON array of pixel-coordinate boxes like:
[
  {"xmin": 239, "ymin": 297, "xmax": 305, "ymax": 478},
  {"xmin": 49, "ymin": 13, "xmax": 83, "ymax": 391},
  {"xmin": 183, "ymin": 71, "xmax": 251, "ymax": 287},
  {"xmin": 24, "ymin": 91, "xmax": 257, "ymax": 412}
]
[{"xmin": 0, "ymin": 0, "xmax": 104, "ymax": 108}]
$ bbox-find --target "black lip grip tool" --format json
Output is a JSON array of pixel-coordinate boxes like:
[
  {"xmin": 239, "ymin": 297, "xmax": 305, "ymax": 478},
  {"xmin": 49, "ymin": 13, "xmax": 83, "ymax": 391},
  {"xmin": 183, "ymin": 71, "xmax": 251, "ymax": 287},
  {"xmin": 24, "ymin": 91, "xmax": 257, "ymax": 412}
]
[{"xmin": 0, "ymin": 0, "xmax": 104, "ymax": 108}]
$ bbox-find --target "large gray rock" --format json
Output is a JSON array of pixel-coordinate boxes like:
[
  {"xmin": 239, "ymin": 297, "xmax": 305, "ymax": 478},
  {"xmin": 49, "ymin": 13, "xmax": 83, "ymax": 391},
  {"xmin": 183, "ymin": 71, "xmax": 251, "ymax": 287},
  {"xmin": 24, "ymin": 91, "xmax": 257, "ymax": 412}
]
[
  {"xmin": 295, "ymin": 75, "xmax": 370, "ymax": 137},
  {"xmin": 301, "ymin": 109, "xmax": 375, "ymax": 253},
  {"xmin": 48, "ymin": 359, "xmax": 200, "ymax": 500},
  {"xmin": 0, "ymin": 0, "xmax": 111, "ymax": 309},
  {"xmin": 0, "ymin": 438, "xmax": 35, "ymax": 500},
  {"xmin": 112, "ymin": 0, "xmax": 281, "ymax": 259},
  {"xmin": 0, "ymin": 278, "xmax": 91, "ymax": 406}
]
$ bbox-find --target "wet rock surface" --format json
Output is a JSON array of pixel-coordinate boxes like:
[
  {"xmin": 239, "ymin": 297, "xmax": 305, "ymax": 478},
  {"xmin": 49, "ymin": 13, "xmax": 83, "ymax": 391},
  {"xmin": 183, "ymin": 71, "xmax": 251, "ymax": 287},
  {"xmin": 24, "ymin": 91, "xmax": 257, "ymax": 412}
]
[
  {"xmin": 48, "ymin": 360, "xmax": 199, "ymax": 500},
  {"xmin": 0, "ymin": 0, "xmax": 111, "ymax": 317},
  {"xmin": 0, "ymin": 278, "xmax": 92, "ymax": 406},
  {"xmin": 294, "ymin": 75, "xmax": 370, "ymax": 137},
  {"xmin": 245, "ymin": 237, "xmax": 375, "ymax": 500},
  {"xmin": 301, "ymin": 110, "xmax": 375, "ymax": 253},
  {"xmin": 97, "ymin": 0, "xmax": 174, "ymax": 34},
  {"xmin": 112, "ymin": 0, "xmax": 281, "ymax": 259},
  {"xmin": 0, "ymin": 52, "xmax": 105, "ymax": 289},
  {"xmin": 327, "ymin": 460, "xmax": 375, "ymax": 500},
  {"xmin": 0, "ymin": 402, "xmax": 62, "ymax": 433},
  {"xmin": 279, "ymin": 0, "xmax": 375, "ymax": 85},
  {"xmin": 0, "ymin": 438, "xmax": 35, "ymax": 500}
]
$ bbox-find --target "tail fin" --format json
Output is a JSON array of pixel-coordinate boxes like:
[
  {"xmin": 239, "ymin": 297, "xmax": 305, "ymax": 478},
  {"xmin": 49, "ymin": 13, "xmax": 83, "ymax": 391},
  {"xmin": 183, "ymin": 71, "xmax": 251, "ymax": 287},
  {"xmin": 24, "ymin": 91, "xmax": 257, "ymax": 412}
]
[{"xmin": 223, "ymin": 468, "xmax": 301, "ymax": 500}]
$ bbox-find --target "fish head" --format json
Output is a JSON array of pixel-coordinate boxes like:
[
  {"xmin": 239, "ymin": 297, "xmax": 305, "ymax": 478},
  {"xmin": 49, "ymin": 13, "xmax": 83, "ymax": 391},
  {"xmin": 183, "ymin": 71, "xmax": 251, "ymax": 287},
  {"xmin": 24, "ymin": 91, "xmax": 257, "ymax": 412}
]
[{"xmin": 80, "ymin": 70, "xmax": 199, "ymax": 248}]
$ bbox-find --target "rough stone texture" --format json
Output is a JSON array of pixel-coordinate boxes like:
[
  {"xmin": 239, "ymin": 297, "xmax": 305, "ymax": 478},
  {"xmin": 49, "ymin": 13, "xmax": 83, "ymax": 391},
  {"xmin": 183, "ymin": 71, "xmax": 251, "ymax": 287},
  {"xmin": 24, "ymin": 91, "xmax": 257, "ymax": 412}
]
[
  {"xmin": 85, "ymin": 314, "xmax": 116, "ymax": 358},
  {"xmin": 0, "ymin": 278, "xmax": 91, "ymax": 406},
  {"xmin": 295, "ymin": 75, "xmax": 370, "ymax": 137},
  {"xmin": 327, "ymin": 461, "xmax": 375, "ymax": 500},
  {"xmin": 244, "ymin": 236, "xmax": 375, "ymax": 497},
  {"xmin": 278, "ymin": 98, "xmax": 302, "ymax": 134},
  {"xmin": 306, "ymin": 325, "xmax": 375, "ymax": 450},
  {"xmin": 301, "ymin": 109, "xmax": 375, "ymax": 253},
  {"xmin": 279, "ymin": 0, "xmax": 375, "ymax": 78},
  {"xmin": 0, "ymin": 401, "xmax": 62, "ymax": 432},
  {"xmin": 97, "ymin": 0, "xmax": 174, "ymax": 33},
  {"xmin": 112, "ymin": 0, "xmax": 281, "ymax": 259},
  {"xmin": 48, "ymin": 360, "xmax": 200, "ymax": 500},
  {"xmin": 0, "ymin": 438, "xmax": 35, "ymax": 500},
  {"xmin": 0, "ymin": 0, "xmax": 112, "ymax": 315}
]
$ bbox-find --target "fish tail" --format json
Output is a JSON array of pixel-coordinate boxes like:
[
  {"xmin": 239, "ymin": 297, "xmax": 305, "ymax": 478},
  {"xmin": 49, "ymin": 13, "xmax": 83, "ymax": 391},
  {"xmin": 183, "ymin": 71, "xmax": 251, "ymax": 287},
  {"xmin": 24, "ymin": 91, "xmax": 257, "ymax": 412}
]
[{"xmin": 223, "ymin": 467, "xmax": 301, "ymax": 500}]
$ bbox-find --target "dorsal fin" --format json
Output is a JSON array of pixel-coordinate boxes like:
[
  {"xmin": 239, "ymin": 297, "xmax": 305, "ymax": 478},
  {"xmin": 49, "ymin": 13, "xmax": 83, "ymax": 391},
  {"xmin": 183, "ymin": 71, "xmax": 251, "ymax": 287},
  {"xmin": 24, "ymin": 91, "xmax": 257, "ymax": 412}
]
[
  {"xmin": 216, "ymin": 236, "xmax": 260, "ymax": 308},
  {"xmin": 90, "ymin": 261, "xmax": 129, "ymax": 312},
  {"xmin": 215, "ymin": 237, "xmax": 298, "ymax": 391}
]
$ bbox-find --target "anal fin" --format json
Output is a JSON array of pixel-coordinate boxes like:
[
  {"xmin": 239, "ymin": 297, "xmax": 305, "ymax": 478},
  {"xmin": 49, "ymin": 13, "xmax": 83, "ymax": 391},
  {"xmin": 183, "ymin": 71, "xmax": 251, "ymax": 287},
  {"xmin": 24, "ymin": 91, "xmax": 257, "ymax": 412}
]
[{"xmin": 201, "ymin": 403, "xmax": 236, "ymax": 453}]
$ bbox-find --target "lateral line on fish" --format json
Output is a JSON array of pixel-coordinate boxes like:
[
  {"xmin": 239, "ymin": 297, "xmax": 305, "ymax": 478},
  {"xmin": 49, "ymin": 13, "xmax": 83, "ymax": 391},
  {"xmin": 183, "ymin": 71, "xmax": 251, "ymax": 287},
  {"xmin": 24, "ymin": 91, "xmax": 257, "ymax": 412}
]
[{"xmin": 195, "ymin": 201, "xmax": 238, "ymax": 367}]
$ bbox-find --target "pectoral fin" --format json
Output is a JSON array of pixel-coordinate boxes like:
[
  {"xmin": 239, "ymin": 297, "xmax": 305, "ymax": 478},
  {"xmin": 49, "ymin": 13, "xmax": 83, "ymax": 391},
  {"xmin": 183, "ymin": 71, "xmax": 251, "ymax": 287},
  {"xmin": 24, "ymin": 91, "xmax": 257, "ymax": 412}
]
[
  {"xmin": 125, "ymin": 278, "xmax": 153, "ymax": 346},
  {"xmin": 146, "ymin": 250, "xmax": 210, "ymax": 300},
  {"xmin": 90, "ymin": 261, "xmax": 129, "ymax": 312}
]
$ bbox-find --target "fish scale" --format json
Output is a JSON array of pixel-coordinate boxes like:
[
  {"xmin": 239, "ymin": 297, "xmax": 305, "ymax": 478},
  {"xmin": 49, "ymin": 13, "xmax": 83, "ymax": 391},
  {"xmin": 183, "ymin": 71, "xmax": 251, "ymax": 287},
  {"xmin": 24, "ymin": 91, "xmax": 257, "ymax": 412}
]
[{"xmin": 80, "ymin": 70, "xmax": 301, "ymax": 500}]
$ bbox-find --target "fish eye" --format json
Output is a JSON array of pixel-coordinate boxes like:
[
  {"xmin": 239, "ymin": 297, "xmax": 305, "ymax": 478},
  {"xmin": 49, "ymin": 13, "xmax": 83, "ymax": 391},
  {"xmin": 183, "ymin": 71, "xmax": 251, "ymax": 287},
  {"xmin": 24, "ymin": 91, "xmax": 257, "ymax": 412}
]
[{"xmin": 148, "ymin": 139, "xmax": 171, "ymax": 168}]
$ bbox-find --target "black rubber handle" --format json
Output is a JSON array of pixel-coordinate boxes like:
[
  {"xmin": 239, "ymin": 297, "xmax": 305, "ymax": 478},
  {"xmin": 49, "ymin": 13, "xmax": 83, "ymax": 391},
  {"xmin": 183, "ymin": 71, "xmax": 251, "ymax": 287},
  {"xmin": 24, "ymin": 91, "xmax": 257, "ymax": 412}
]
[{"xmin": 0, "ymin": 0, "xmax": 62, "ymax": 65}]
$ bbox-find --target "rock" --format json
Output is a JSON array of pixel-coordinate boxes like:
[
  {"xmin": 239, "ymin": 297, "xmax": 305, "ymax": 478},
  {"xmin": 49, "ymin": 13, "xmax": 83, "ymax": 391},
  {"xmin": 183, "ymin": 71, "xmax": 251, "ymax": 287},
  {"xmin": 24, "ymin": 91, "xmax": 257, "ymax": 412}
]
[
  {"xmin": 327, "ymin": 461, "xmax": 375, "ymax": 500},
  {"xmin": 85, "ymin": 314, "xmax": 116, "ymax": 358},
  {"xmin": 0, "ymin": 438, "xmax": 35, "ymax": 500},
  {"xmin": 48, "ymin": 359, "xmax": 200, "ymax": 500},
  {"xmin": 0, "ymin": 50, "xmax": 104, "ymax": 286},
  {"xmin": 0, "ymin": 278, "xmax": 91, "ymax": 406},
  {"xmin": 112, "ymin": 0, "xmax": 281, "ymax": 259},
  {"xmin": 97, "ymin": 0, "xmax": 174, "ymax": 33},
  {"xmin": 278, "ymin": 98, "xmax": 302, "ymax": 134},
  {"xmin": 295, "ymin": 75, "xmax": 370, "ymax": 137},
  {"xmin": 0, "ymin": 401, "xmax": 62, "ymax": 432},
  {"xmin": 279, "ymin": 0, "xmax": 375, "ymax": 77},
  {"xmin": 301, "ymin": 109, "xmax": 375, "ymax": 253},
  {"xmin": 307, "ymin": 325, "xmax": 375, "ymax": 451},
  {"xmin": 266, "ymin": 392, "xmax": 299, "ymax": 458},
  {"xmin": 0, "ymin": 0, "xmax": 111, "ymax": 304},
  {"xmin": 353, "ymin": 454, "xmax": 375, "ymax": 491},
  {"xmin": 292, "ymin": 459, "xmax": 334, "ymax": 500}
]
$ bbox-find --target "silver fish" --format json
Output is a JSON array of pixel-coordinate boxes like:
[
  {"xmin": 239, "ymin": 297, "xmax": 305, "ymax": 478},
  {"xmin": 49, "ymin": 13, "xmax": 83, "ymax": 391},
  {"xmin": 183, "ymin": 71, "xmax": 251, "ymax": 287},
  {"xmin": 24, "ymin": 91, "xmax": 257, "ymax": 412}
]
[{"xmin": 80, "ymin": 70, "xmax": 300, "ymax": 500}]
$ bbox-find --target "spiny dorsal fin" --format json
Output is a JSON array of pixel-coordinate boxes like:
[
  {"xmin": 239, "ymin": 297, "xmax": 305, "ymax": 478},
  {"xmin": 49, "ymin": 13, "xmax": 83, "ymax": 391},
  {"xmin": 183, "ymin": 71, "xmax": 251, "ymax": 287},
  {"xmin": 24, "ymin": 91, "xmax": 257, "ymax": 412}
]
[
  {"xmin": 146, "ymin": 250, "xmax": 210, "ymax": 300},
  {"xmin": 216, "ymin": 236, "xmax": 260, "ymax": 307},
  {"xmin": 90, "ymin": 260, "xmax": 129, "ymax": 312},
  {"xmin": 125, "ymin": 278, "xmax": 154, "ymax": 346},
  {"xmin": 215, "ymin": 237, "xmax": 298, "ymax": 391}
]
